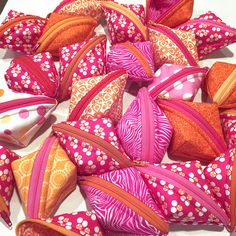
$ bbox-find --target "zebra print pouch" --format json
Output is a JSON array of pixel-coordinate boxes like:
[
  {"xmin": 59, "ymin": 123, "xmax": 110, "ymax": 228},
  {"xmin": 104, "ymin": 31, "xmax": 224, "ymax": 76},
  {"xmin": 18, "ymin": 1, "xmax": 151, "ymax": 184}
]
[{"xmin": 117, "ymin": 87, "xmax": 173, "ymax": 164}]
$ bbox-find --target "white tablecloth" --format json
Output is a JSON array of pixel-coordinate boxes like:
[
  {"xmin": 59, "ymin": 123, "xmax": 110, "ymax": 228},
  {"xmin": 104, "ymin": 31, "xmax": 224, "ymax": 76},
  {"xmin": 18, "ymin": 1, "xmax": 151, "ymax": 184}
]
[{"xmin": 0, "ymin": 0, "xmax": 236, "ymax": 235}]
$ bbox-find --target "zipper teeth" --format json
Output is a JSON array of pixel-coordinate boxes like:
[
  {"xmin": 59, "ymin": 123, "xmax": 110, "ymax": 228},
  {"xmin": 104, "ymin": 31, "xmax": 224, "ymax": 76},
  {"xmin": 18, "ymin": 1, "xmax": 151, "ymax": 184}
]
[
  {"xmin": 54, "ymin": 0, "xmax": 74, "ymax": 12},
  {"xmin": 52, "ymin": 123, "xmax": 133, "ymax": 168},
  {"xmin": 60, "ymin": 35, "xmax": 106, "ymax": 101},
  {"xmin": 80, "ymin": 176, "xmax": 169, "ymax": 233},
  {"xmin": 137, "ymin": 165, "xmax": 229, "ymax": 226},
  {"xmin": 150, "ymin": 25, "xmax": 198, "ymax": 66},
  {"xmin": 102, "ymin": 1, "xmax": 147, "ymax": 39},
  {"xmin": 119, "ymin": 42, "xmax": 153, "ymax": 77},
  {"xmin": 68, "ymin": 70, "xmax": 126, "ymax": 121},
  {"xmin": 28, "ymin": 136, "xmax": 56, "ymax": 218},
  {"xmin": 150, "ymin": 67, "xmax": 207, "ymax": 98},
  {"xmin": 159, "ymin": 99, "xmax": 226, "ymax": 152},
  {"xmin": 0, "ymin": 97, "xmax": 56, "ymax": 114},
  {"xmin": 213, "ymin": 68, "xmax": 236, "ymax": 105},
  {"xmin": 230, "ymin": 152, "xmax": 236, "ymax": 230}
]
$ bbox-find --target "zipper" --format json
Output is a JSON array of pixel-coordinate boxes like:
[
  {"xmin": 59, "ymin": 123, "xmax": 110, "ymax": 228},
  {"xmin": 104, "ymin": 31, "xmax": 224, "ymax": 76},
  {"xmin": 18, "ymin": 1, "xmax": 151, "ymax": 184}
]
[
  {"xmin": 52, "ymin": 123, "xmax": 133, "ymax": 168},
  {"xmin": 0, "ymin": 96, "xmax": 56, "ymax": 114},
  {"xmin": 102, "ymin": 1, "xmax": 147, "ymax": 40},
  {"xmin": 213, "ymin": 68, "xmax": 236, "ymax": 105},
  {"xmin": 230, "ymin": 151, "xmax": 236, "ymax": 231},
  {"xmin": 149, "ymin": 24, "xmax": 198, "ymax": 66},
  {"xmin": 0, "ymin": 15, "xmax": 45, "ymax": 38},
  {"xmin": 59, "ymin": 35, "xmax": 106, "ymax": 101},
  {"xmin": 27, "ymin": 136, "xmax": 56, "ymax": 218},
  {"xmin": 79, "ymin": 175, "xmax": 169, "ymax": 233},
  {"xmin": 149, "ymin": 67, "xmax": 208, "ymax": 98},
  {"xmin": 221, "ymin": 110, "xmax": 236, "ymax": 116},
  {"xmin": 140, "ymin": 88, "xmax": 155, "ymax": 162},
  {"xmin": 136, "ymin": 164, "xmax": 229, "ymax": 227},
  {"xmin": 0, "ymin": 195, "xmax": 12, "ymax": 229},
  {"xmin": 68, "ymin": 70, "xmax": 126, "ymax": 121},
  {"xmin": 14, "ymin": 56, "xmax": 56, "ymax": 97},
  {"xmin": 158, "ymin": 99, "xmax": 226, "ymax": 153},
  {"xmin": 53, "ymin": 0, "xmax": 74, "ymax": 12},
  {"xmin": 35, "ymin": 16, "xmax": 97, "ymax": 53}
]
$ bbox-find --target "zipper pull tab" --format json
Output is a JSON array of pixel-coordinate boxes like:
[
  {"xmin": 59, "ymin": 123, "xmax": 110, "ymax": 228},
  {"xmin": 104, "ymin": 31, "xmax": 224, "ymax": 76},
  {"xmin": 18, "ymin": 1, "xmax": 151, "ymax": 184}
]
[
  {"xmin": 33, "ymin": 43, "xmax": 40, "ymax": 51},
  {"xmin": 0, "ymin": 211, "xmax": 12, "ymax": 229},
  {"xmin": 133, "ymin": 160, "xmax": 148, "ymax": 167}
]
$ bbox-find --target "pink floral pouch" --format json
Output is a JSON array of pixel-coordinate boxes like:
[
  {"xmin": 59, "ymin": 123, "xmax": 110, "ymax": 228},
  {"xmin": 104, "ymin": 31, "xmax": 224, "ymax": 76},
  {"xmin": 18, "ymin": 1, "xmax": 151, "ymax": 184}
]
[
  {"xmin": 102, "ymin": 1, "xmax": 147, "ymax": 45},
  {"xmin": 52, "ymin": 118, "xmax": 133, "ymax": 176},
  {"xmin": 58, "ymin": 35, "xmax": 107, "ymax": 102},
  {"xmin": 5, "ymin": 52, "xmax": 58, "ymax": 98},
  {"xmin": 117, "ymin": 87, "xmax": 172, "ymax": 164},
  {"xmin": 16, "ymin": 210, "xmax": 103, "ymax": 235},
  {"xmin": 0, "ymin": 10, "xmax": 46, "ymax": 54},
  {"xmin": 0, "ymin": 145, "xmax": 19, "ymax": 229},
  {"xmin": 148, "ymin": 64, "xmax": 208, "ymax": 101},
  {"xmin": 137, "ymin": 161, "xmax": 229, "ymax": 227},
  {"xmin": 204, "ymin": 148, "xmax": 236, "ymax": 232},
  {"xmin": 79, "ymin": 167, "xmax": 169, "ymax": 235},
  {"xmin": 177, "ymin": 12, "xmax": 236, "ymax": 59}
]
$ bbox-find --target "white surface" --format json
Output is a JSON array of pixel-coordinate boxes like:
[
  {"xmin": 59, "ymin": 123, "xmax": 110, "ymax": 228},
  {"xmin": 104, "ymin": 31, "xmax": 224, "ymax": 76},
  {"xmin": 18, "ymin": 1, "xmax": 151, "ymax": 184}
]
[{"xmin": 0, "ymin": 0, "xmax": 236, "ymax": 235}]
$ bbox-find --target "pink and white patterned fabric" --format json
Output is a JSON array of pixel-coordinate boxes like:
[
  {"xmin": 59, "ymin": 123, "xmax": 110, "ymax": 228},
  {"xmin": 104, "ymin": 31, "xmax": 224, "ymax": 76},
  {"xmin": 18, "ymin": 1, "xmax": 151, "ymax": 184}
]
[
  {"xmin": 17, "ymin": 210, "xmax": 103, "ymax": 235},
  {"xmin": 79, "ymin": 167, "xmax": 168, "ymax": 235},
  {"xmin": 102, "ymin": 2, "xmax": 147, "ymax": 45},
  {"xmin": 107, "ymin": 41, "xmax": 155, "ymax": 81},
  {"xmin": 5, "ymin": 52, "xmax": 58, "ymax": 98},
  {"xmin": 148, "ymin": 64, "xmax": 208, "ymax": 101},
  {"xmin": 177, "ymin": 12, "xmax": 236, "ymax": 59},
  {"xmin": 117, "ymin": 87, "xmax": 172, "ymax": 164},
  {"xmin": 0, "ymin": 10, "xmax": 46, "ymax": 54},
  {"xmin": 220, "ymin": 112, "xmax": 236, "ymax": 149},
  {"xmin": 138, "ymin": 161, "xmax": 229, "ymax": 226},
  {"xmin": 58, "ymin": 35, "xmax": 107, "ymax": 101},
  {"xmin": 52, "ymin": 118, "xmax": 132, "ymax": 176}
]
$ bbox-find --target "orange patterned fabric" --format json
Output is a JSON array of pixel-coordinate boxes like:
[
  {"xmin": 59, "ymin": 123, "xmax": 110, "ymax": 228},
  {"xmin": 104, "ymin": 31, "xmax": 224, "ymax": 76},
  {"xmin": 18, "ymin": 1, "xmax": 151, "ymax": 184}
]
[
  {"xmin": 11, "ymin": 138, "xmax": 77, "ymax": 218},
  {"xmin": 148, "ymin": 24, "xmax": 198, "ymax": 68}
]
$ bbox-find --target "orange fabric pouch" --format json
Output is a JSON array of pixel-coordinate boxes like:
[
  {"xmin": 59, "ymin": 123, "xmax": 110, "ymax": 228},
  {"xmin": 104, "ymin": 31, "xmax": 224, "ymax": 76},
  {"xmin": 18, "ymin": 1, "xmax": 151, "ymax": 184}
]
[
  {"xmin": 35, "ymin": 13, "xmax": 97, "ymax": 56},
  {"xmin": 11, "ymin": 135, "xmax": 77, "ymax": 219},
  {"xmin": 157, "ymin": 98, "xmax": 227, "ymax": 163},
  {"xmin": 202, "ymin": 62, "xmax": 236, "ymax": 109}
]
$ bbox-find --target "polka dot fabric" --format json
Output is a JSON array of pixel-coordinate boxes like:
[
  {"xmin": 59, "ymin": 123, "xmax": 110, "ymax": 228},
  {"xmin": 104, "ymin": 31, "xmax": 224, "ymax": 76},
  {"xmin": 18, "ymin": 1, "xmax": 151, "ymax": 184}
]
[
  {"xmin": 5, "ymin": 52, "xmax": 58, "ymax": 98},
  {"xmin": 0, "ymin": 10, "xmax": 46, "ymax": 54}
]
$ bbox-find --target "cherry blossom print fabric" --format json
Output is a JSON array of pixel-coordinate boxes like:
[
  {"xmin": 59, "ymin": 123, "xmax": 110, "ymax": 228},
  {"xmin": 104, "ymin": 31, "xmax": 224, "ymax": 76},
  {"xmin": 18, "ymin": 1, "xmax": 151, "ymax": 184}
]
[
  {"xmin": 177, "ymin": 12, "xmax": 236, "ymax": 59},
  {"xmin": 5, "ymin": 52, "xmax": 58, "ymax": 98},
  {"xmin": 0, "ymin": 10, "xmax": 46, "ymax": 54}
]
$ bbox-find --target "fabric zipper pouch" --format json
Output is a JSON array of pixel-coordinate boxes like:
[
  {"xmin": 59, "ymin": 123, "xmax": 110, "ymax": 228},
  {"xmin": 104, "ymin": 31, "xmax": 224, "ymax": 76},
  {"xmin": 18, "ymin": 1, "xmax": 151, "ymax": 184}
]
[
  {"xmin": 146, "ymin": 0, "xmax": 194, "ymax": 28},
  {"xmin": 148, "ymin": 64, "xmax": 208, "ymax": 101},
  {"xmin": 137, "ymin": 161, "xmax": 229, "ymax": 227},
  {"xmin": 0, "ymin": 10, "xmax": 46, "ymax": 54},
  {"xmin": 107, "ymin": 41, "xmax": 155, "ymax": 82},
  {"xmin": 79, "ymin": 167, "xmax": 169, "ymax": 235},
  {"xmin": 202, "ymin": 62, "xmax": 236, "ymax": 109},
  {"xmin": 148, "ymin": 24, "xmax": 199, "ymax": 69},
  {"xmin": 177, "ymin": 12, "xmax": 236, "ymax": 59},
  {"xmin": 5, "ymin": 52, "xmax": 58, "ymax": 98},
  {"xmin": 52, "ymin": 118, "xmax": 133, "ymax": 176},
  {"xmin": 0, "ymin": 91, "xmax": 57, "ymax": 147},
  {"xmin": 117, "ymin": 87, "xmax": 172, "ymax": 164},
  {"xmin": 204, "ymin": 148, "xmax": 236, "ymax": 233},
  {"xmin": 68, "ymin": 70, "xmax": 128, "ymax": 125},
  {"xmin": 16, "ymin": 210, "xmax": 103, "ymax": 236},
  {"xmin": 58, "ymin": 34, "xmax": 107, "ymax": 102},
  {"xmin": 157, "ymin": 98, "xmax": 227, "ymax": 163},
  {"xmin": 35, "ymin": 13, "xmax": 97, "ymax": 56},
  {"xmin": 0, "ymin": 145, "xmax": 19, "ymax": 229},
  {"xmin": 11, "ymin": 135, "xmax": 77, "ymax": 219},
  {"xmin": 102, "ymin": 1, "xmax": 147, "ymax": 45},
  {"xmin": 53, "ymin": 0, "xmax": 104, "ymax": 21}
]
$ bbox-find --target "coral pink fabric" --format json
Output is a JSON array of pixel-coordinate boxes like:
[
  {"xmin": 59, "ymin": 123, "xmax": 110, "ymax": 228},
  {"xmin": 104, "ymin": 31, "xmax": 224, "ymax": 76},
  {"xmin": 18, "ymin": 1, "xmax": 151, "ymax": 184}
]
[
  {"xmin": 58, "ymin": 35, "xmax": 107, "ymax": 101},
  {"xmin": 117, "ymin": 87, "xmax": 172, "ymax": 164},
  {"xmin": 53, "ymin": 118, "xmax": 132, "ymax": 175},
  {"xmin": 177, "ymin": 12, "xmax": 236, "ymax": 59},
  {"xmin": 0, "ymin": 10, "xmax": 46, "ymax": 54},
  {"xmin": 148, "ymin": 64, "xmax": 208, "ymax": 101},
  {"xmin": 5, "ymin": 52, "xmax": 58, "ymax": 98}
]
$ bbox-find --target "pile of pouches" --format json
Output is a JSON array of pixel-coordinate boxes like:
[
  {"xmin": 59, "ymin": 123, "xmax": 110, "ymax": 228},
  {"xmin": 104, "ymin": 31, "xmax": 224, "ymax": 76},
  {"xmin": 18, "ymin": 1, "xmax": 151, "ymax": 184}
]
[{"xmin": 1, "ymin": 0, "xmax": 236, "ymax": 235}]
